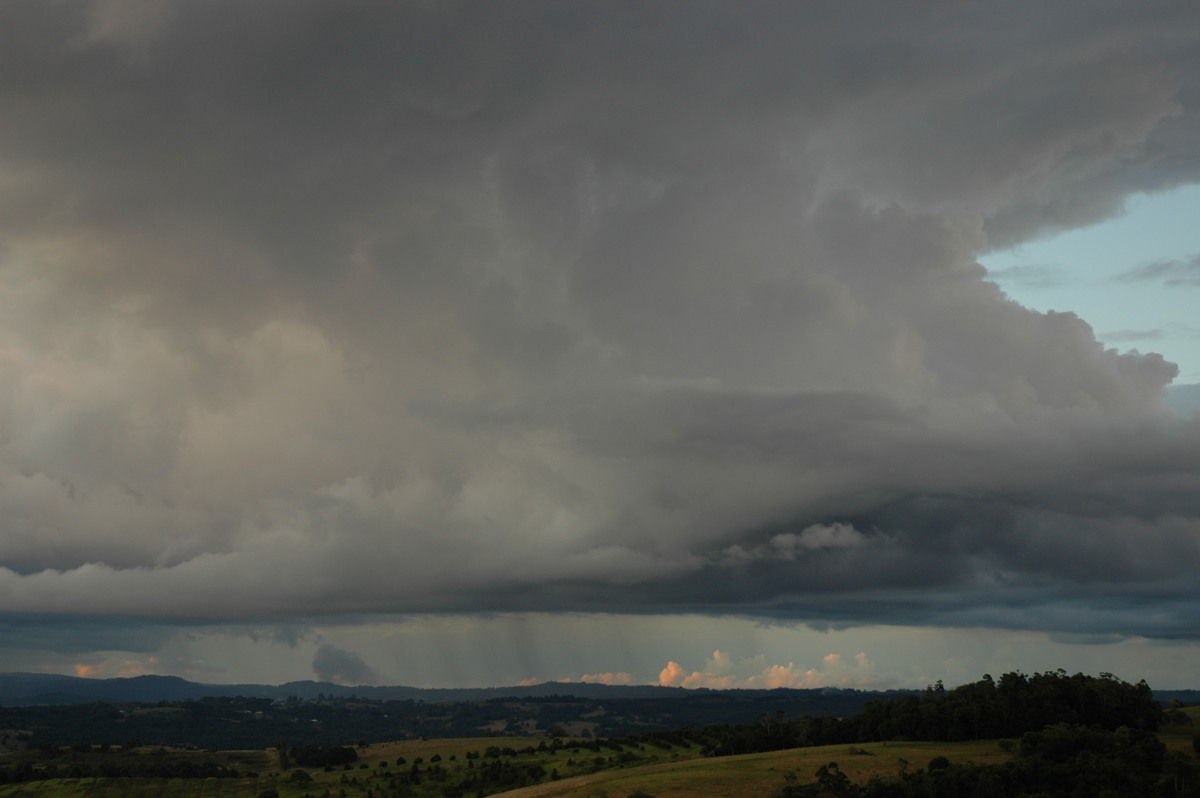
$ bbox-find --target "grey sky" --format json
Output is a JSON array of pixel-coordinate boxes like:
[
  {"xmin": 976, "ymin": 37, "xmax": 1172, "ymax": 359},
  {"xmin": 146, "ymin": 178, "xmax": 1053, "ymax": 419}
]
[{"xmin": 2, "ymin": 0, "xmax": 1200, "ymax": 688}]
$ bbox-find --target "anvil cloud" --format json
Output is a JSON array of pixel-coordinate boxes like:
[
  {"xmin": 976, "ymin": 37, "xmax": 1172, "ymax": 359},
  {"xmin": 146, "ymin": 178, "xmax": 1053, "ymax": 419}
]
[{"xmin": 2, "ymin": 0, "xmax": 1200, "ymax": 685}]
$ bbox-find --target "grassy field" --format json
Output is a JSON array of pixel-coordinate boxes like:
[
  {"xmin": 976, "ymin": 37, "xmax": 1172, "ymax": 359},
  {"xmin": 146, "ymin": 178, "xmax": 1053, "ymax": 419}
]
[
  {"xmin": 0, "ymin": 738, "xmax": 1010, "ymax": 798},
  {"xmin": 492, "ymin": 739, "xmax": 1011, "ymax": 798}
]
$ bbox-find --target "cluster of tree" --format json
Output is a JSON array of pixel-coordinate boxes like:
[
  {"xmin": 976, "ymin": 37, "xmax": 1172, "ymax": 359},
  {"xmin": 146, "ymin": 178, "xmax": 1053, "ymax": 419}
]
[
  {"xmin": 0, "ymin": 739, "xmax": 267, "ymax": 787},
  {"xmin": 295, "ymin": 757, "xmax": 547, "ymax": 798},
  {"xmin": 304, "ymin": 748, "xmax": 654, "ymax": 798},
  {"xmin": 0, "ymin": 748, "xmax": 247, "ymax": 782},
  {"xmin": 285, "ymin": 743, "xmax": 359, "ymax": 768},
  {"xmin": 854, "ymin": 670, "xmax": 1161, "ymax": 742},
  {"xmin": 687, "ymin": 671, "xmax": 1162, "ymax": 758},
  {"xmin": 473, "ymin": 737, "xmax": 635, "ymax": 758},
  {"xmin": 778, "ymin": 723, "xmax": 1194, "ymax": 797},
  {"xmin": 455, "ymin": 759, "xmax": 548, "ymax": 794},
  {"xmin": 697, "ymin": 713, "xmax": 850, "ymax": 756}
]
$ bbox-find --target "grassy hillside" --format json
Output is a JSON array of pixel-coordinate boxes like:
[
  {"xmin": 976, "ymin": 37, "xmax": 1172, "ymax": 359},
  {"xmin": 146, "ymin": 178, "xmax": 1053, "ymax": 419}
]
[
  {"xmin": 493, "ymin": 739, "xmax": 1010, "ymax": 798},
  {"xmin": 503, "ymin": 705, "xmax": 1200, "ymax": 797}
]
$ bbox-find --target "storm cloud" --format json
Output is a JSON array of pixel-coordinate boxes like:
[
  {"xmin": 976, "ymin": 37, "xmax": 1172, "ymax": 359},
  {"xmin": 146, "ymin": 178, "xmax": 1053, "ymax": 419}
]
[
  {"xmin": 2, "ymin": 0, "xmax": 1200, "ymax": 670},
  {"xmin": 312, "ymin": 643, "xmax": 376, "ymax": 686}
]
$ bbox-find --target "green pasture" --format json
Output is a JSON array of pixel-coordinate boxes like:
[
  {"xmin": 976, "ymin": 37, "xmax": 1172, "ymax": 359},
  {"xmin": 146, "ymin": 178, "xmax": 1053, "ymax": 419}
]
[{"xmin": 493, "ymin": 739, "xmax": 1011, "ymax": 798}]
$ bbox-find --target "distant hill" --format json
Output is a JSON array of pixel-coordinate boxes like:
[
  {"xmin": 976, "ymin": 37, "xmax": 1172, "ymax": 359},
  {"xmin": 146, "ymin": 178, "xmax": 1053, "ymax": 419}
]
[
  {"xmin": 4, "ymin": 671, "xmax": 1193, "ymax": 712},
  {"xmin": 0, "ymin": 672, "xmax": 916, "ymax": 747},
  {"xmin": 1154, "ymin": 689, "xmax": 1200, "ymax": 707},
  {"xmin": 0, "ymin": 669, "xmax": 1184, "ymax": 751},
  {"xmin": 0, "ymin": 671, "xmax": 885, "ymax": 706}
]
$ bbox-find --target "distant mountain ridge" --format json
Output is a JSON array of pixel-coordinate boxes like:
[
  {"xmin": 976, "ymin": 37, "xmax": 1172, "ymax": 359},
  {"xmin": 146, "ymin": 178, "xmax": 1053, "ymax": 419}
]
[
  {"xmin": 4, "ymin": 672, "xmax": 1195, "ymax": 710},
  {"xmin": 0, "ymin": 671, "xmax": 857, "ymax": 706},
  {"xmin": 0, "ymin": 672, "xmax": 920, "ymax": 746}
]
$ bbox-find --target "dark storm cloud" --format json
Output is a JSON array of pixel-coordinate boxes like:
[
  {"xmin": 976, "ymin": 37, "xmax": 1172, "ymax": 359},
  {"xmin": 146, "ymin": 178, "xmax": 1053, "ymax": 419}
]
[
  {"xmin": 0, "ymin": 614, "xmax": 315, "ymax": 663},
  {"xmin": 0, "ymin": 614, "xmax": 174, "ymax": 655},
  {"xmin": 312, "ymin": 643, "xmax": 377, "ymax": 686},
  {"xmin": 2, "ymin": 0, "xmax": 1200, "ymax": 647}
]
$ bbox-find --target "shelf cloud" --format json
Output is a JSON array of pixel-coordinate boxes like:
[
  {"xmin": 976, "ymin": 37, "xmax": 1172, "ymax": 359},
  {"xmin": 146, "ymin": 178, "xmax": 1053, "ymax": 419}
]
[{"xmin": 2, "ymin": 1, "xmax": 1200, "ymax": 682}]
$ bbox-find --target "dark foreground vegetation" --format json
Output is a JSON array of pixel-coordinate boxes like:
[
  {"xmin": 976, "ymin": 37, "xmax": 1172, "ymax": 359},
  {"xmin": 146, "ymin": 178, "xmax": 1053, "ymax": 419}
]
[
  {"xmin": 773, "ymin": 670, "xmax": 1200, "ymax": 798},
  {"xmin": 778, "ymin": 723, "xmax": 1187, "ymax": 797},
  {"xmin": 704, "ymin": 669, "xmax": 1162, "ymax": 756},
  {"xmin": 0, "ymin": 743, "xmax": 268, "ymax": 784},
  {"xmin": 0, "ymin": 670, "xmax": 1197, "ymax": 797}
]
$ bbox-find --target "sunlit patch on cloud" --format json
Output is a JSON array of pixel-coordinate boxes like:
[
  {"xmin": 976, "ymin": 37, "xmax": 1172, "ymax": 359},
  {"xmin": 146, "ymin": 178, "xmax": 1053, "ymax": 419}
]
[
  {"xmin": 571, "ymin": 672, "xmax": 635, "ymax": 686},
  {"xmin": 115, "ymin": 659, "xmax": 152, "ymax": 678},
  {"xmin": 721, "ymin": 523, "xmax": 870, "ymax": 565},
  {"xmin": 773, "ymin": 524, "xmax": 868, "ymax": 556},
  {"xmin": 69, "ymin": 656, "xmax": 158, "ymax": 680},
  {"xmin": 658, "ymin": 650, "xmax": 888, "ymax": 690}
]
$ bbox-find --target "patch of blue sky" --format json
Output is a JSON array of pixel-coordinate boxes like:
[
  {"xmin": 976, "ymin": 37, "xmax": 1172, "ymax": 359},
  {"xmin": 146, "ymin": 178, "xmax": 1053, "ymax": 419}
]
[{"xmin": 981, "ymin": 184, "xmax": 1200, "ymax": 385}]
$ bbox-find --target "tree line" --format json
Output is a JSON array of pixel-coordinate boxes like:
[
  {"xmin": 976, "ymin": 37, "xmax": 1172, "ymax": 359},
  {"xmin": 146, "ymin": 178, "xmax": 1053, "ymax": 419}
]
[
  {"xmin": 777, "ymin": 723, "xmax": 1191, "ymax": 797},
  {"xmin": 689, "ymin": 670, "xmax": 1161, "ymax": 757},
  {"xmin": 0, "ymin": 743, "xmax": 262, "ymax": 785}
]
